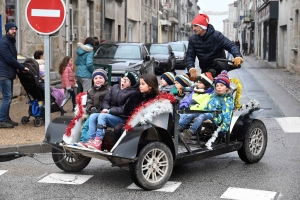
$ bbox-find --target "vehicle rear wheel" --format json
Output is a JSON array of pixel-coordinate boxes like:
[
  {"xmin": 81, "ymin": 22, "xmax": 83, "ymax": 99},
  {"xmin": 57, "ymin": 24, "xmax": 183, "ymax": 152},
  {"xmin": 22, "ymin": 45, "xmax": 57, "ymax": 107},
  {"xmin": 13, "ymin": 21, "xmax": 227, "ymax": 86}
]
[
  {"xmin": 129, "ymin": 142, "xmax": 173, "ymax": 190},
  {"xmin": 52, "ymin": 147, "xmax": 91, "ymax": 172},
  {"xmin": 237, "ymin": 120, "xmax": 267, "ymax": 164}
]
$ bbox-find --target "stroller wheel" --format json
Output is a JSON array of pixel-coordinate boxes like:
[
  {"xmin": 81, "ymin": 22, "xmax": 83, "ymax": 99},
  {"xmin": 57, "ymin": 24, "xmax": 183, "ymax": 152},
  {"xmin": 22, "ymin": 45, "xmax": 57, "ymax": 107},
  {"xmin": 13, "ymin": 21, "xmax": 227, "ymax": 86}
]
[
  {"xmin": 34, "ymin": 118, "xmax": 42, "ymax": 127},
  {"xmin": 21, "ymin": 116, "xmax": 29, "ymax": 124}
]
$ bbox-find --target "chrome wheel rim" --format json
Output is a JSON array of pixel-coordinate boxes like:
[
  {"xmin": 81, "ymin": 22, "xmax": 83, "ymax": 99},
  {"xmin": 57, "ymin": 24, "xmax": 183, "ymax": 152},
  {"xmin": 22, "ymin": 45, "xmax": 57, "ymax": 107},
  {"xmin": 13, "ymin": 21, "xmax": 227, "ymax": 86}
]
[
  {"xmin": 142, "ymin": 148, "xmax": 169, "ymax": 183},
  {"xmin": 249, "ymin": 128, "xmax": 264, "ymax": 155}
]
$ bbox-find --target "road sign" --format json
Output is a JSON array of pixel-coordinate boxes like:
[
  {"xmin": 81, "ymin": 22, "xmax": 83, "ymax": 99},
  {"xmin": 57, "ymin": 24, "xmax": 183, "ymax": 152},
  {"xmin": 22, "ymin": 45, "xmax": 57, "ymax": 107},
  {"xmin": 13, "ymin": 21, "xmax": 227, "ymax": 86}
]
[{"xmin": 25, "ymin": 0, "xmax": 66, "ymax": 35}]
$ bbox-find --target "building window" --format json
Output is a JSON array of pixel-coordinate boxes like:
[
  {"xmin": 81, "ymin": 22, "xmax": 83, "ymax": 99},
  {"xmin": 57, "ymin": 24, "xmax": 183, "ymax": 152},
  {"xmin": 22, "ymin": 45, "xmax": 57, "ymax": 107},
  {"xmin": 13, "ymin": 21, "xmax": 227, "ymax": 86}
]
[
  {"xmin": 145, "ymin": 0, "xmax": 147, "ymax": 6},
  {"xmin": 5, "ymin": 0, "xmax": 16, "ymax": 23},
  {"xmin": 150, "ymin": 0, "xmax": 152, "ymax": 8}
]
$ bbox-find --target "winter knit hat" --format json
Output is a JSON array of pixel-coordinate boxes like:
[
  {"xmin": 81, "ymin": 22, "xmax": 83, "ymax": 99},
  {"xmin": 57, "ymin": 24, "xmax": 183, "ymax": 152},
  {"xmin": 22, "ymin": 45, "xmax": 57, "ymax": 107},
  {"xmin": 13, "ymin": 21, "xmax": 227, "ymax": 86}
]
[
  {"xmin": 161, "ymin": 72, "xmax": 175, "ymax": 85},
  {"xmin": 124, "ymin": 71, "xmax": 139, "ymax": 86},
  {"xmin": 191, "ymin": 14, "xmax": 209, "ymax": 30},
  {"xmin": 214, "ymin": 70, "xmax": 230, "ymax": 88},
  {"xmin": 195, "ymin": 69, "xmax": 216, "ymax": 87},
  {"xmin": 92, "ymin": 69, "xmax": 107, "ymax": 81},
  {"xmin": 175, "ymin": 75, "xmax": 190, "ymax": 87},
  {"xmin": 5, "ymin": 22, "xmax": 18, "ymax": 33}
]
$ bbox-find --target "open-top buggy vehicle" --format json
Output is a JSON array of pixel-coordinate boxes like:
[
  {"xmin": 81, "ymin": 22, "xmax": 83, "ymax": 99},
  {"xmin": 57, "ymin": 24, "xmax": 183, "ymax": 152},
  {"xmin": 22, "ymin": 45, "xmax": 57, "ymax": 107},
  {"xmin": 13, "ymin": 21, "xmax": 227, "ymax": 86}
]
[{"xmin": 43, "ymin": 59, "xmax": 267, "ymax": 190}]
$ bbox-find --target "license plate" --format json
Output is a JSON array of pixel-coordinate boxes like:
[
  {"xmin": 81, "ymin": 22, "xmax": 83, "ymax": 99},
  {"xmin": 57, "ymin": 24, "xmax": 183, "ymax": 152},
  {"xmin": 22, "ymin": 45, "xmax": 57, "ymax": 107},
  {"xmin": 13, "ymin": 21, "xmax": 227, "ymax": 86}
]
[{"xmin": 111, "ymin": 77, "xmax": 119, "ymax": 82}]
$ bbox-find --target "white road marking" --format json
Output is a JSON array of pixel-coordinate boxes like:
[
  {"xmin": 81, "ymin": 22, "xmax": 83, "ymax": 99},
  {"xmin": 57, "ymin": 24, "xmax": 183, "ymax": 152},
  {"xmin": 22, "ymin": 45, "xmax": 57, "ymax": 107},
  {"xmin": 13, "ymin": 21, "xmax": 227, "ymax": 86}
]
[
  {"xmin": 0, "ymin": 170, "xmax": 8, "ymax": 176},
  {"xmin": 38, "ymin": 173, "xmax": 93, "ymax": 185},
  {"xmin": 127, "ymin": 181, "xmax": 182, "ymax": 192},
  {"xmin": 221, "ymin": 187, "xmax": 277, "ymax": 200},
  {"xmin": 31, "ymin": 9, "xmax": 60, "ymax": 17},
  {"xmin": 275, "ymin": 117, "xmax": 300, "ymax": 133},
  {"xmin": 37, "ymin": 173, "xmax": 48, "ymax": 179}
]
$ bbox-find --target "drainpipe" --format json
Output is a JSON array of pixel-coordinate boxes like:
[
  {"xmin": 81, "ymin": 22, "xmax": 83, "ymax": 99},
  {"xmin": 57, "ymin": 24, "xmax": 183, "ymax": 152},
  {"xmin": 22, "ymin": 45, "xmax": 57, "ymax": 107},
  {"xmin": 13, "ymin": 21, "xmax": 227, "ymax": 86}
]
[
  {"xmin": 65, "ymin": 0, "xmax": 69, "ymax": 56},
  {"xmin": 101, "ymin": 0, "xmax": 105, "ymax": 40},
  {"xmin": 124, "ymin": 0, "xmax": 127, "ymax": 41},
  {"xmin": 16, "ymin": 0, "xmax": 20, "ymax": 53}
]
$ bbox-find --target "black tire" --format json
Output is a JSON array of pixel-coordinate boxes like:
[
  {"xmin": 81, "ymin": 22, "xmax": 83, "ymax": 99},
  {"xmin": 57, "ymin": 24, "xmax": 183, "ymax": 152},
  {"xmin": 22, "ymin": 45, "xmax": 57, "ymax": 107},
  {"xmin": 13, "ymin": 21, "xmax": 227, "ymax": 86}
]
[
  {"xmin": 21, "ymin": 116, "xmax": 29, "ymax": 124},
  {"xmin": 34, "ymin": 118, "xmax": 42, "ymax": 127},
  {"xmin": 52, "ymin": 147, "xmax": 91, "ymax": 172},
  {"xmin": 238, "ymin": 120, "xmax": 267, "ymax": 164},
  {"xmin": 129, "ymin": 142, "xmax": 173, "ymax": 190}
]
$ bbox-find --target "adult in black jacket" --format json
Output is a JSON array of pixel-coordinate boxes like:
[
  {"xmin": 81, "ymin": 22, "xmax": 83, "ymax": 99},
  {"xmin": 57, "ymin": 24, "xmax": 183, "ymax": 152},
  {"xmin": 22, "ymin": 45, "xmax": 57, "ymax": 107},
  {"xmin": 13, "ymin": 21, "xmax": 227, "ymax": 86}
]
[
  {"xmin": 0, "ymin": 22, "xmax": 29, "ymax": 128},
  {"xmin": 186, "ymin": 14, "xmax": 243, "ymax": 81}
]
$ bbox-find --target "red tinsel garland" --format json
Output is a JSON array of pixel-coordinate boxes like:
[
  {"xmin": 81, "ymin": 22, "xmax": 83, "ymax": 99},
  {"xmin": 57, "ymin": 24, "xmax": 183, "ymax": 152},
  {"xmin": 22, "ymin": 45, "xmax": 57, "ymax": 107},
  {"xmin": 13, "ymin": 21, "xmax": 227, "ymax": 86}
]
[
  {"xmin": 65, "ymin": 92, "xmax": 87, "ymax": 137},
  {"xmin": 124, "ymin": 92, "xmax": 176, "ymax": 131}
]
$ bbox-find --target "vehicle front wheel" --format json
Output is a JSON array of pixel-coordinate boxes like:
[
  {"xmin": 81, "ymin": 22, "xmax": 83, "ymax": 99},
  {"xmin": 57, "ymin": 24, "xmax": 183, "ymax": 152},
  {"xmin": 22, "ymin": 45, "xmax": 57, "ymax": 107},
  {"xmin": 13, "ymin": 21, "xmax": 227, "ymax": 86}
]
[
  {"xmin": 129, "ymin": 142, "xmax": 173, "ymax": 190},
  {"xmin": 237, "ymin": 119, "xmax": 267, "ymax": 164},
  {"xmin": 52, "ymin": 147, "xmax": 91, "ymax": 172}
]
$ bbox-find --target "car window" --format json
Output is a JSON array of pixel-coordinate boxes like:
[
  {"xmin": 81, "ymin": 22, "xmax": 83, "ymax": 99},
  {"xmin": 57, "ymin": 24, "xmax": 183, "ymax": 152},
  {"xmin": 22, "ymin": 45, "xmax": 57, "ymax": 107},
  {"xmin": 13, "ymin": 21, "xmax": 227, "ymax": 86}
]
[
  {"xmin": 169, "ymin": 43, "xmax": 184, "ymax": 52},
  {"xmin": 95, "ymin": 44, "xmax": 140, "ymax": 60},
  {"xmin": 148, "ymin": 45, "xmax": 169, "ymax": 55}
]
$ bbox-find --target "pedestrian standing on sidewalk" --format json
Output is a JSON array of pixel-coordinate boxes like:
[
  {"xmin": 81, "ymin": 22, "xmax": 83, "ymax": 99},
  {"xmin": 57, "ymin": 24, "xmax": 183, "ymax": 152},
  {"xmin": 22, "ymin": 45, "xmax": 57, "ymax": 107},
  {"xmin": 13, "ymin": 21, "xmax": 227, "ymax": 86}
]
[
  {"xmin": 59, "ymin": 56, "xmax": 78, "ymax": 115},
  {"xmin": 0, "ymin": 22, "xmax": 29, "ymax": 128},
  {"xmin": 75, "ymin": 37, "xmax": 95, "ymax": 92},
  {"xmin": 186, "ymin": 14, "xmax": 243, "ymax": 81}
]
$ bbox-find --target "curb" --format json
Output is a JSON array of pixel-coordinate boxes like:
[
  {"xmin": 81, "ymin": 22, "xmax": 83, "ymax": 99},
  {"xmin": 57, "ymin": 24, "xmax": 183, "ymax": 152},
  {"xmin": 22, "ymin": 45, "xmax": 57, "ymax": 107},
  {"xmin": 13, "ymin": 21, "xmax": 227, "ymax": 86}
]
[{"xmin": 0, "ymin": 143, "xmax": 51, "ymax": 154}]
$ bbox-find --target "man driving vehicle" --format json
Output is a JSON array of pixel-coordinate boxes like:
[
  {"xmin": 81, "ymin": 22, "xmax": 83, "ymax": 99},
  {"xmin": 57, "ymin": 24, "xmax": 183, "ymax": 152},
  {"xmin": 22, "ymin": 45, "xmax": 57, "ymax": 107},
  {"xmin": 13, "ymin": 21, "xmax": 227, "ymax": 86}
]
[{"xmin": 186, "ymin": 14, "xmax": 243, "ymax": 81}]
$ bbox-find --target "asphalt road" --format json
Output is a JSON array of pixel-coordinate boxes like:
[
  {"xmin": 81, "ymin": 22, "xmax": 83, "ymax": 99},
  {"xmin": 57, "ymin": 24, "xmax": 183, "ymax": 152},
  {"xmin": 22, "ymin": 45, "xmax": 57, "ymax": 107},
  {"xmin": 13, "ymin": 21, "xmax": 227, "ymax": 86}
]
[{"xmin": 1, "ymin": 57, "xmax": 300, "ymax": 199}]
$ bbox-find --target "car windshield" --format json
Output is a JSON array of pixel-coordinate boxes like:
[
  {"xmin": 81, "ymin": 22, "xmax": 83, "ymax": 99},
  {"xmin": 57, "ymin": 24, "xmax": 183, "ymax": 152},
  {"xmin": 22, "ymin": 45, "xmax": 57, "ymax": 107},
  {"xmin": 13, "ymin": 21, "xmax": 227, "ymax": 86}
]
[
  {"xmin": 169, "ymin": 43, "xmax": 184, "ymax": 52},
  {"xmin": 95, "ymin": 44, "xmax": 141, "ymax": 60},
  {"xmin": 146, "ymin": 45, "xmax": 169, "ymax": 55}
]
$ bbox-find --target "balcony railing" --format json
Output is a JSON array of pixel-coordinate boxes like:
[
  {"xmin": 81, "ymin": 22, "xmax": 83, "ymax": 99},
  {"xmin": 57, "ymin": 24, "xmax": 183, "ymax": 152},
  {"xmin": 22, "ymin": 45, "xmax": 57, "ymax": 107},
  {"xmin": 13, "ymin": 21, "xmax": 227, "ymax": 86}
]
[
  {"xmin": 233, "ymin": 22, "xmax": 240, "ymax": 28},
  {"xmin": 168, "ymin": 10, "xmax": 179, "ymax": 24},
  {"xmin": 243, "ymin": 10, "xmax": 255, "ymax": 23}
]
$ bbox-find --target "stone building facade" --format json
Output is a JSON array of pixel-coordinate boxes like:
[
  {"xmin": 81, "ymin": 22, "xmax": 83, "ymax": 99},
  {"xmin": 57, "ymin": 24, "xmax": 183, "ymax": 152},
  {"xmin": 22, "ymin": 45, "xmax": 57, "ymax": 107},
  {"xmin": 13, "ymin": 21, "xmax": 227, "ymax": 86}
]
[{"xmin": 0, "ymin": 0, "xmax": 199, "ymax": 99}]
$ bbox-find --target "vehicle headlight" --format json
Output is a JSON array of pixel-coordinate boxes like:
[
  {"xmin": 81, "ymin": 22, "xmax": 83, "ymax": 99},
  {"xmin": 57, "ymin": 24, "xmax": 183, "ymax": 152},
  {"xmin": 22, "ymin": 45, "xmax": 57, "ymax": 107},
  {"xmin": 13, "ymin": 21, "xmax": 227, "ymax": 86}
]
[
  {"xmin": 160, "ymin": 59, "xmax": 168, "ymax": 63},
  {"xmin": 178, "ymin": 56, "xmax": 184, "ymax": 59}
]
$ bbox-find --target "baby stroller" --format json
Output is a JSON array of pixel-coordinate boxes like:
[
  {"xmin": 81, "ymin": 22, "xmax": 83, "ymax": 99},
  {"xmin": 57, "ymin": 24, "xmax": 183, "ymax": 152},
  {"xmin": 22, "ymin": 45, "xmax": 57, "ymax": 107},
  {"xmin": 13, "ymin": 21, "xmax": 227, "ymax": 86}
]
[{"xmin": 17, "ymin": 58, "xmax": 62, "ymax": 127}]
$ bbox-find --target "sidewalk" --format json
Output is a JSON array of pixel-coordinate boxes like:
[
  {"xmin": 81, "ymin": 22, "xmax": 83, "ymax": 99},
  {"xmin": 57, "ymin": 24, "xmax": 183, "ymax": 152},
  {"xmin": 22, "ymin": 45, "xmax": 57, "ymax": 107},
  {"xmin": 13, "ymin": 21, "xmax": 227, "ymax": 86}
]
[
  {"xmin": 1, "ymin": 55, "xmax": 300, "ymax": 154},
  {"xmin": 0, "ymin": 97, "xmax": 74, "ymax": 154}
]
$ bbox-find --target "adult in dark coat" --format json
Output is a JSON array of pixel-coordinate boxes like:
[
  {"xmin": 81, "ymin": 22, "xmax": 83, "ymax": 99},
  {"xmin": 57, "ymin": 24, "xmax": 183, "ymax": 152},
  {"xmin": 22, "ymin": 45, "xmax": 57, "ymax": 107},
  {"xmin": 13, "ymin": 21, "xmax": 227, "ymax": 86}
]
[
  {"xmin": 235, "ymin": 39, "xmax": 241, "ymax": 51},
  {"xmin": 186, "ymin": 14, "xmax": 243, "ymax": 81},
  {"xmin": 0, "ymin": 22, "xmax": 29, "ymax": 128}
]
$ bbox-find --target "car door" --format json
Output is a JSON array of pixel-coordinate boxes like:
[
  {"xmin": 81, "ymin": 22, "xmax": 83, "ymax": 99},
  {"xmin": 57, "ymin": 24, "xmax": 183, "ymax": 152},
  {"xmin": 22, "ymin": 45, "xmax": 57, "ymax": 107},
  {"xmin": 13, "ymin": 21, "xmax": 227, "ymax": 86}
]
[{"xmin": 141, "ymin": 44, "xmax": 154, "ymax": 74}]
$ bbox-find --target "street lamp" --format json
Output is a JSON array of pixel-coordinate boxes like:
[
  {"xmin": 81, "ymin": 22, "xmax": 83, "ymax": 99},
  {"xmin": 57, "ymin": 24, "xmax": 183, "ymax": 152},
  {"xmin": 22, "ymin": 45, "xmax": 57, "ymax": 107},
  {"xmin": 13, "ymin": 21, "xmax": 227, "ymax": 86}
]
[{"xmin": 142, "ymin": 4, "xmax": 161, "ymax": 43}]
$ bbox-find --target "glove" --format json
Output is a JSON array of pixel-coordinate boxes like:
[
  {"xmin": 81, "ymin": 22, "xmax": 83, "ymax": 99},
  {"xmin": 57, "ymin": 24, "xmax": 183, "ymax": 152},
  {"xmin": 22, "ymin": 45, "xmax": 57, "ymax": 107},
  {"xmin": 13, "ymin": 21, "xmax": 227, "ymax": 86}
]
[
  {"xmin": 232, "ymin": 57, "xmax": 243, "ymax": 67},
  {"xmin": 189, "ymin": 68, "xmax": 198, "ymax": 81},
  {"xmin": 66, "ymin": 86, "xmax": 72, "ymax": 91},
  {"xmin": 90, "ymin": 107, "xmax": 98, "ymax": 114},
  {"xmin": 74, "ymin": 84, "xmax": 78, "ymax": 88},
  {"xmin": 218, "ymin": 131, "xmax": 226, "ymax": 138}
]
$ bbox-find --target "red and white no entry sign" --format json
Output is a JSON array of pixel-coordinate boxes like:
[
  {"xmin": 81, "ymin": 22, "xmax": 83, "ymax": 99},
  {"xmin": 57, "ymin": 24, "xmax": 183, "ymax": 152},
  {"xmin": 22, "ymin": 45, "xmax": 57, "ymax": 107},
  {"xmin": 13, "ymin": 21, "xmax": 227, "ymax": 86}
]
[{"xmin": 25, "ymin": 0, "xmax": 66, "ymax": 35}]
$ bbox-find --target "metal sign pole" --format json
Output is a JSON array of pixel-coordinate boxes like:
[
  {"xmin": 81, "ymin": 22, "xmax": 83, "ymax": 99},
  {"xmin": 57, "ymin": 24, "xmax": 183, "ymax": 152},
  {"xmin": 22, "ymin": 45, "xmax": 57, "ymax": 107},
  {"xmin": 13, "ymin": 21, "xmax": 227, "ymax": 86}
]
[{"xmin": 44, "ymin": 35, "xmax": 51, "ymax": 132}]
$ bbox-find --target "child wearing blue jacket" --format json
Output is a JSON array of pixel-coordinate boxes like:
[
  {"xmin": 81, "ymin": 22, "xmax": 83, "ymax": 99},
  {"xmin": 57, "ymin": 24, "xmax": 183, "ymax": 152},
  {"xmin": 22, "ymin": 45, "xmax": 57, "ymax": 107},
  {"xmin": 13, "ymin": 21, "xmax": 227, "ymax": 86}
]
[{"xmin": 179, "ymin": 70, "xmax": 234, "ymax": 143}]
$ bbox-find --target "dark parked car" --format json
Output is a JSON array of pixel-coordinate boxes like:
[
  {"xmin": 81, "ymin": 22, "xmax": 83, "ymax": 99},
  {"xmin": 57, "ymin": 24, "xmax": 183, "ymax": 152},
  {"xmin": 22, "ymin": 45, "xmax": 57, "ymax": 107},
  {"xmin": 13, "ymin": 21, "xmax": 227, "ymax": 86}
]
[
  {"xmin": 145, "ymin": 43, "xmax": 176, "ymax": 75},
  {"xmin": 168, "ymin": 42, "xmax": 187, "ymax": 69},
  {"xmin": 94, "ymin": 42, "xmax": 156, "ymax": 84}
]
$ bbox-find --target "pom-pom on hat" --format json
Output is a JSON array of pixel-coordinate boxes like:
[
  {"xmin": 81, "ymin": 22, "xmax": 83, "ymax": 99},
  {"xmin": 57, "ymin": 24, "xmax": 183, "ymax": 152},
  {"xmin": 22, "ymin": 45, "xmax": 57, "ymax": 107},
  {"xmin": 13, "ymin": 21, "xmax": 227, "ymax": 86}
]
[
  {"xmin": 195, "ymin": 69, "xmax": 216, "ymax": 87},
  {"xmin": 175, "ymin": 75, "xmax": 190, "ymax": 87},
  {"xmin": 214, "ymin": 70, "xmax": 230, "ymax": 88},
  {"xmin": 124, "ymin": 71, "xmax": 139, "ymax": 86},
  {"xmin": 5, "ymin": 22, "xmax": 18, "ymax": 33},
  {"xmin": 191, "ymin": 14, "xmax": 210, "ymax": 30},
  {"xmin": 161, "ymin": 72, "xmax": 175, "ymax": 85},
  {"xmin": 92, "ymin": 69, "xmax": 108, "ymax": 81}
]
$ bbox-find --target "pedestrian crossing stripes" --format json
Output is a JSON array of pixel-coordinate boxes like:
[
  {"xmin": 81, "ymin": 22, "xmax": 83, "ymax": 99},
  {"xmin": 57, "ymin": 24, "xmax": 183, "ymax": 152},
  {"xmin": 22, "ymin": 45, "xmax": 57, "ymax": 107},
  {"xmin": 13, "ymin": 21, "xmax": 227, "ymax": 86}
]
[
  {"xmin": 0, "ymin": 170, "xmax": 7, "ymax": 176},
  {"xmin": 38, "ymin": 173, "xmax": 93, "ymax": 184},
  {"xmin": 275, "ymin": 117, "xmax": 300, "ymax": 133},
  {"xmin": 221, "ymin": 187, "xmax": 277, "ymax": 200}
]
